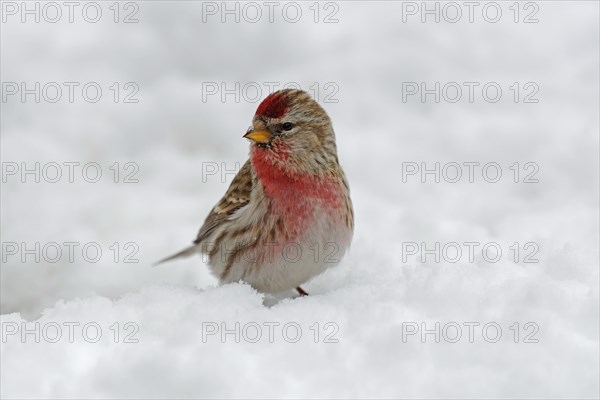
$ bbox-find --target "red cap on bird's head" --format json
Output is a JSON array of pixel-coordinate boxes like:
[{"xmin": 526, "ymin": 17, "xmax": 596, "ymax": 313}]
[{"xmin": 255, "ymin": 91, "xmax": 289, "ymax": 119}]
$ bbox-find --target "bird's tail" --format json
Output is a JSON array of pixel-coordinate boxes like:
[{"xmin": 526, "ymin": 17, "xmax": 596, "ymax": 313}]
[{"xmin": 153, "ymin": 245, "xmax": 199, "ymax": 267}]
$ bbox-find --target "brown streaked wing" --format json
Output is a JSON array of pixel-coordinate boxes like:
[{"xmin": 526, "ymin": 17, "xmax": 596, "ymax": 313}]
[{"xmin": 193, "ymin": 159, "xmax": 254, "ymax": 245}]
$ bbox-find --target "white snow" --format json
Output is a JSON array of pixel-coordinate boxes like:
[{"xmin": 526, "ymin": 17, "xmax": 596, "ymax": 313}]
[{"xmin": 1, "ymin": 1, "xmax": 599, "ymax": 398}]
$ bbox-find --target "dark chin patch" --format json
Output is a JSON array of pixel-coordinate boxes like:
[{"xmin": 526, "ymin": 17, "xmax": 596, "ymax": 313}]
[
  {"xmin": 256, "ymin": 142, "xmax": 272, "ymax": 149},
  {"xmin": 256, "ymin": 92, "xmax": 288, "ymax": 119}
]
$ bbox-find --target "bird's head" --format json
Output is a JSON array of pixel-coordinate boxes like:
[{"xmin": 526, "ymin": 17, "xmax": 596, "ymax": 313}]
[{"xmin": 244, "ymin": 89, "xmax": 339, "ymax": 175}]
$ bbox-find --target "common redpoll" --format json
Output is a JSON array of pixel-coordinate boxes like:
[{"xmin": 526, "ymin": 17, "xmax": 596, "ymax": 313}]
[{"xmin": 160, "ymin": 89, "xmax": 354, "ymax": 296}]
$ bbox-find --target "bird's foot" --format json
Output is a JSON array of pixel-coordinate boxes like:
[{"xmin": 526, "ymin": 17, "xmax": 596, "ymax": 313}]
[{"xmin": 296, "ymin": 286, "xmax": 309, "ymax": 296}]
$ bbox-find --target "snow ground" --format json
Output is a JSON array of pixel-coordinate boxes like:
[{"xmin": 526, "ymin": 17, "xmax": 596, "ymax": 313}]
[{"xmin": 1, "ymin": 1, "xmax": 599, "ymax": 398}]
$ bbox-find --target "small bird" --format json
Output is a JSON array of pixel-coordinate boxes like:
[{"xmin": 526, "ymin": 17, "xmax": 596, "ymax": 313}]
[{"xmin": 160, "ymin": 89, "xmax": 354, "ymax": 296}]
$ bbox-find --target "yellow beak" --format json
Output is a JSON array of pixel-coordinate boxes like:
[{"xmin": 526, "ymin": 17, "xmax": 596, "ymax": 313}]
[{"xmin": 243, "ymin": 129, "xmax": 271, "ymax": 144}]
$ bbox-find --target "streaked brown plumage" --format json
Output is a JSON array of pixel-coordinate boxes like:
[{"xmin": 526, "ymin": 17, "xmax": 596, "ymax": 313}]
[{"xmin": 160, "ymin": 89, "xmax": 354, "ymax": 295}]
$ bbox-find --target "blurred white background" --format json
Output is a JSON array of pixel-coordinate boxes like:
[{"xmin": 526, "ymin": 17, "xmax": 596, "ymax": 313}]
[{"xmin": 1, "ymin": 1, "xmax": 599, "ymax": 398}]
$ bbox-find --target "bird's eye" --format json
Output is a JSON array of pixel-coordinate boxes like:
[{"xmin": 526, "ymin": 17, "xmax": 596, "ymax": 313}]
[{"xmin": 282, "ymin": 122, "xmax": 294, "ymax": 131}]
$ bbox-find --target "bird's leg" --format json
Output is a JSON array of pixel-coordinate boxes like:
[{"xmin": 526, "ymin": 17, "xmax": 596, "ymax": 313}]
[{"xmin": 296, "ymin": 286, "xmax": 309, "ymax": 296}]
